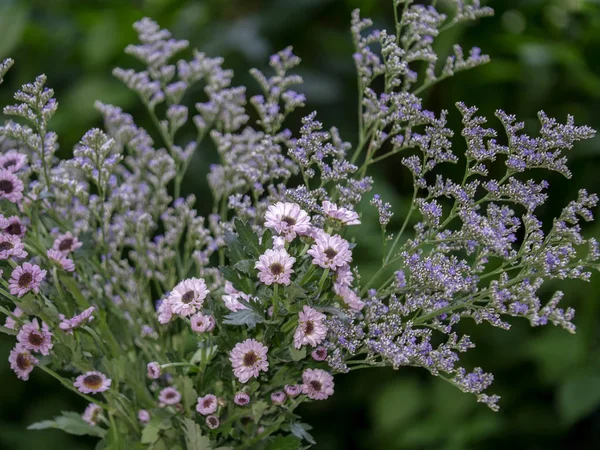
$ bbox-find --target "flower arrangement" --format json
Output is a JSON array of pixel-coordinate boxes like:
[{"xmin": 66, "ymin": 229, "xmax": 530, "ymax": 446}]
[{"xmin": 0, "ymin": 0, "xmax": 598, "ymax": 448}]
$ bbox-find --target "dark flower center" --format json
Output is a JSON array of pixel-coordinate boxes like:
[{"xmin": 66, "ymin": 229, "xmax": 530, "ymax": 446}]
[
  {"xmin": 203, "ymin": 398, "xmax": 214, "ymax": 408},
  {"xmin": 28, "ymin": 332, "xmax": 44, "ymax": 347},
  {"xmin": 309, "ymin": 380, "xmax": 322, "ymax": 392},
  {"xmin": 269, "ymin": 263, "xmax": 284, "ymax": 276},
  {"xmin": 181, "ymin": 291, "xmax": 195, "ymax": 304},
  {"xmin": 84, "ymin": 374, "xmax": 103, "ymax": 389},
  {"xmin": 243, "ymin": 351, "xmax": 258, "ymax": 367},
  {"xmin": 282, "ymin": 216, "xmax": 296, "ymax": 226},
  {"xmin": 305, "ymin": 320, "xmax": 314, "ymax": 335},
  {"xmin": 0, "ymin": 241, "xmax": 13, "ymax": 251},
  {"xmin": 3, "ymin": 159, "xmax": 16, "ymax": 169},
  {"xmin": 207, "ymin": 417, "xmax": 218, "ymax": 427},
  {"xmin": 238, "ymin": 396, "xmax": 249, "ymax": 405},
  {"xmin": 324, "ymin": 248, "xmax": 337, "ymax": 259},
  {"xmin": 6, "ymin": 222, "xmax": 21, "ymax": 236},
  {"xmin": 165, "ymin": 391, "xmax": 177, "ymax": 399},
  {"xmin": 18, "ymin": 272, "xmax": 33, "ymax": 288},
  {"xmin": 16, "ymin": 353, "xmax": 31, "ymax": 370},
  {"xmin": 0, "ymin": 179, "xmax": 14, "ymax": 194},
  {"xmin": 58, "ymin": 238, "xmax": 73, "ymax": 251}
]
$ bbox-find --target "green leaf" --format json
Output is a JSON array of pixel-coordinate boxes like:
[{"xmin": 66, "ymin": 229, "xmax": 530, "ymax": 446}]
[
  {"xmin": 266, "ymin": 435, "xmax": 301, "ymax": 450},
  {"xmin": 234, "ymin": 219, "xmax": 261, "ymax": 257},
  {"xmin": 59, "ymin": 275, "xmax": 89, "ymax": 309},
  {"xmin": 251, "ymin": 400, "xmax": 269, "ymax": 423},
  {"xmin": 558, "ymin": 371, "xmax": 600, "ymax": 424},
  {"xmin": 0, "ymin": 1, "xmax": 28, "ymax": 59},
  {"xmin": 182, "ymin": 418, "xmax": 212, "ymax": 450},
  {"xmin": 234, "ymin": 259, "xmax": 255, "ymax": 274},
  {"xmin": 289, "ymin": 346, "xmax": 307, "ymax": 362},
  {"xmin": 223, "ymin": 310, "xmax": 264, "ymax": 328},
  {"xmin": 0, "ymin": 325, "xmax": 17, "ymax": 336},
  {"xmin": 290, "ymin": 422, "xmax": 316, "ymax": 445},
  {"xmin": 180, "ymin": 376, "xmax": 199, "ymax": 411},
  {"xmin": 15, "ymin": 294, "xmax": 42, "ymax": 316},
  {"xmin": 28, "ymin": 411, "xmax": 106, "ymax": 438},
  {"xmin": 141, "ymin": 422, "xmax": 161, "ymax": 445}
]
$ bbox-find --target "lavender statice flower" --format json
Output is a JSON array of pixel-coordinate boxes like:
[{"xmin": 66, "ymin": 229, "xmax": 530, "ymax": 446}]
[
  {"xmin": 255, "ymin": 248, "xmax": 295, "ymax": 285},
  {"xmin": 158, "ymin": 387, "xmax": 181, "ymax": 405},
  {"xmin": 302, "ymin": 368, "xmax": 335, "ymax": 400},
  {"xmin": 82, "ymin": 404, "xmax": 103, "ymax": 426},
  {"xmin": 17, "ymin": 319, "xmax": 53, "ymax": 355},
  {"xmin": 294, "ymin": 306, "xmax": 327, "ymax": 349},
  {"xmin": 8, "ymin": 344, "xmax": 38, "ymax": 381},
  {"xmin": 9, "ymin": 263, "xmax": 46, "ymax": 297},
  {"xmin": 74, "ymin": 371, "xmax": 112, "ymax": 394},
  {"xmin": 229, "ymin": 339, "xmax": 269, "ymax": 383},
  {"xmin": 196, "ymin": 394, "xmax": 218, "ymax": 415},
  {"xmin": 264, "ymin": 202, "xmax": 311, "ymax": 242},
  {"xmin": 167, "ymin": 277, "xmax": 209, "ymax": 317},
  {"xmin": 0, "ymin": 234, "xmax": 27, "ymax": 260},
  {"xmin": 307, "ymin": 231, "xmax": 352, "ymax": 270}
]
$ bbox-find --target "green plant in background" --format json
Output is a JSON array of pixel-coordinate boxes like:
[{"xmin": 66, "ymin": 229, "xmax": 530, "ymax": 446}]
[{"xmin": 1, "ymin": 1, "xmax": 600, "ymax": 449}]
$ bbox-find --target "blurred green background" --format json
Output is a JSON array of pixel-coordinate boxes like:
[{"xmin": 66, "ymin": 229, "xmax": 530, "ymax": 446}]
[{"xmin": 1, "ymin": 0, "xmax": 600, "ymax": 448}]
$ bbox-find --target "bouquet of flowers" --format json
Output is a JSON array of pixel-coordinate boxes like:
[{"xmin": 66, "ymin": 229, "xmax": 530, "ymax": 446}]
[{"xmin": 0, "ymin": 1, "xmax": 597, "ymax": 448}]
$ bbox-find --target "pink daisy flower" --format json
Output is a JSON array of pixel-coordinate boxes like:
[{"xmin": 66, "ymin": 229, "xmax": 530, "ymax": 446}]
[
  {"xmin": 9, "ymin": 263, "xmax": 47, "ymax": 297},
  {"xmin": 0, "ymin": 150, "xmax": 28, "ymax": 172},
  {"xmin": 17, "ymin": 319, "xmax": 53, "ymax": 355},
  {"xmin": 302, "ymin": 368, "xmax": 335, "ymax": 400},
  {"xmin": 47, "ymin": 249, "xmax": 75, "ymax": 272},
  {"xmin": 334, "ymin": 284, "xmax": 365, "ymax": 311},
  {"xmin": 59, "ymin": 306, "xmax": 95, "ymax": 334},
  {"xmin": 264, "ymin": 202, "xmax": 311, "ymax": 242},
  {"xmin": 190, "ymin": 313, "xmax": 215, "ymax": 333},
  {"xmin": 334, "ymin": 265, "xmax": 354, "ymax": 288},
  {"xmin": 3, "ymin": 215, "xmax": 26, "ymax": 237},
  {"xmin": 229, "ymin": 339, "xmax": 269, "ymax": 383},
  {"xmin": 52, "ymin": 232, "xmax": 82, "ymax": 255},
  {"xmin": 311, "ymin": 346, "xmax": 328, "ymax": 361},
  {"xmin": 74, "ymin": 371, "xmax": 112, "ymax": 394},
  {"xmin": 158, "ymin": 387, "xmax": 181, "ymax": 405},
  {"xmin": 255, "ymin": 248, "xmax": 295, "ymax": 286},
  {"xmin": 307, "ymin": 231, "xmax": 352, "ymax": 270},
  {"xmin": 322, "ymin": 201, "xmax": 361, "ymax": 225},
  {"xmin": 147, "ymin": 362, "xmax": 161, "ymax": 379},
  {"xmin": 168, "ymin": 277, "xmax": 209, "ymax": 317},
  {"xmin": 157, "ymin": 298, "xmax": 173, "ymax": 324},
  {"xmin": 0, "ymin": 169, "xmax": 23, "ymax": 203},
  {"xmin": 0, "ymin": 234, "xmax": 27, "ymax": 260},
  {"xmin": 8, "ymin": 344, "xmax": 38, "ymax": 381},
  {"xmin": 196, "ymin": 394, "xmax": 218, "ymax": 415},
  {"xmin": 4, "ymin": 306, "xmax": 24, "ymax": 330},
  {"xmin": 284, "ymin": 384, "xmax": 302, "ymax": 398},
  {"xmin": 82, "ymin": 403, "xmax": 103, "ymax": 426},
  {"xmin": 222, "ymin": 281, "xmax": 256, "ymax": 312},
  {"xmin": 138, "ymin": 409, "xmax": 151, "ymax": 424},
  {"xmin": 234, "ymin": 392, "xmax": 250, "ymax": 406},
  {"xmin": 205, "ymin": 415, "xmax": 220, "ymax": 429},
  {"xmin": 271, "ymin": 391, "xmax": 286, "ymax": 405},
  {"xmin": 293, "ymin": 306, "xmax": 327, "ymax": 349}
]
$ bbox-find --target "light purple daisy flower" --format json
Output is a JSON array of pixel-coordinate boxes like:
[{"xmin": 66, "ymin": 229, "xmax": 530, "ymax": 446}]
[
  {"xmin": 82, "ymin": 403, "xmax": 103, "ymax": 425},
  {"xmin": 322, "ymin": 200, "xmax": 361, "ymax": 225},
  {"xmin": 205, "ymin": 415, "xmax": 220, "ymax": 429},
  {"xmin": 190, "ymin": 313, "xmax": 215, "ymax": 333},
  {"xmin": 264, "ymin": 202, "xmax": 311, "ymax": 242},
  {"xmin": 284, "ymin": 384, "xmax": 302, "ymax": 398},
  {"xmin": 333, "ymin": 284, "xmax": 365, "ymax": 311},
  {"xmin": 147, "ymin": 362, "xmax": 161, "ymax": 379},
  {"xmin": 138, "ymin": 409, "xmax": 151, "ymax": 424},
  {"xmin": 334, "ymin": 265, "xmax": 354, "ymax": 288},
  {"xmin": 294, "ymin": 305, "xmax": 327, "ymax": 349},
  {"xmin": 52, "ymin": 231, "xmax": 82, "ymax": 255},
  {"xmin": 168, "ymin": 277, "xmax": 209, "ymax": 317},
  {"xmin": 229, "ymin": 339, "xmax": 269, "ymax": 383},
  {"xmin": 271, "ymin": 391, "xmax": 286, "ymax": 405},
  {"xmin": 9, "ymin": 263, "xmax": 47, "ymax": 297},
  {"xmin": 311, "ymin": 346, "xmax": 328, "ymax": 361},
  {"xmin": 302, "ymin": 368, "xmax": 335, "ymax": 400},
  {"xmin": 0, "ymin": 234, "xmax": 27, "ymax": 260},
  {"xmin": 0, "ymin": 169, "xmax": 24, "ymax": 203},
  {"xmin": 222, "ymin": 281, "xmax": 256, "ymax": 312},
  {"xmin": 47, "ymin": 249, "xmax": 75, "ymax": 272},
  {"xmin": 0, "ymin": 150, "xmax": 28, "ymax": 172},
  {"xmin": 307, "ymin": 231, "xmax": 352, "ymax": 270},
  {"xmin": 158, "ymin": 387, "xmax": 181, "ymax": 405},
  {"xmin": 234, "ymin": 392, "xmax": 250, "ymax": 406},
  {"xmin": 74, "ymin": 371, "xmax": 112, "ymax": 394},
  {"xmin": 8, "ymin": 344, "xmax": 38, "ymax": 381},
  {"xmin": 157, "ymin": 298, "xmax": 173, "ymax": 324},
  {"xmin": 255, "ymin": 248, "xmax": 295, "ymax": 286},
  {"xmin": 4, "ymin": 306, "xmax": 24, "ymax": 330},
  {"xmin": 196, "ymin": 394, "xmax": 218, "ymax": 415},
  {"xmin": 16, "ymin": 319, "xmax": 53, "ymax": 355},
  {"xmin": 3, "ymin": 215, "xmax": 26, "ymax": 238},
  {"xmin": 59, "ymin": 307, "xmax": 95, "ymax": 334}
]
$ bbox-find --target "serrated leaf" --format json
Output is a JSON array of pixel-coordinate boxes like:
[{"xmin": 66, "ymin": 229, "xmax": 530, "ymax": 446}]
[
  {"xmin": 180, "ymin": 376, "xmax": 198, "ymax": 410},
  {"xmin": 235, "ymin": 219, "xmax": 261, "ymax": 257},
  {"xmin": 289, "ymin": 346, "xmax": 307, "ymax": 362},
  {"xmin": 15, "ymin": 295, "xmax": 42, "ymax": 316},
  {"xmin": 234, "ymin": 259, "xmax": 255, "ymax": 274},
  {"xmin": 285, "ymin": 283, "xmax": 307, "ymax": 301},
  {"xmin": 28, "ymin": 411, "xmax": 106, "ymax": 438},
  {"xmin": 223, "ymin": 309, "xmax": 264, "ymax": 328},
  {"xmin": 141, "ymin": 422, "xmax": 161, "ymax": 445},
  {"xmin": 251, "ymin": 400, "xmax": 269, "ymax": 423},
  {"xmin": 266, "ymin": 435, "xmax": 301, "ymax": 450},
  {"xmin": 290, "ymin": 423, "xmax": 316, "ymax": 445},
  {"xmin": 182, "ymin": 418, "xmax": 212, "ymax": 450}
]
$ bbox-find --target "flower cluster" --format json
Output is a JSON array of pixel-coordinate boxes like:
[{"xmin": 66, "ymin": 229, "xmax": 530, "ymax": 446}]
[{"xmin": 0, "ymin": 1, "xmax": 597, "ymax": 448}]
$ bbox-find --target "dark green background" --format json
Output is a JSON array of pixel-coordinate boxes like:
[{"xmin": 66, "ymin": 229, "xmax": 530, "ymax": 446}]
[{"xmin": 1, "ymin": 0, "xmax": 599, "ymax": 448}]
